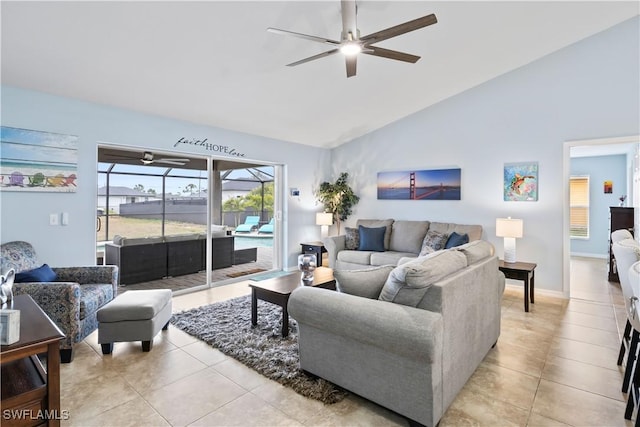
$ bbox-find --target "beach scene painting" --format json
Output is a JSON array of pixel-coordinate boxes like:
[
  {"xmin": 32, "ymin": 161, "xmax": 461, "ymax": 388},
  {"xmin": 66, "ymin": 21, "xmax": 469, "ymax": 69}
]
[
  {"xmin": 504, "ymin": 162, "xmax": 538, "ymax": 201},
  {"xmin": 377, "ymin": 168, "xmax": 461, "ymax": 200},
  {"xmin": 1, "ymin": 126, "xmax": 78, "ymax": 192}
]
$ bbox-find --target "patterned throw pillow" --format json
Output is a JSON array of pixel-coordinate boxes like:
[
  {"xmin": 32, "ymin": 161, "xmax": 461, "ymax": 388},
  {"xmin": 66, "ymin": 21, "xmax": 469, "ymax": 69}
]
[
  {"xmin": 345, "ymin": 227, "xmax": 360, "ymax": 250},
  {"xmin": 419, "ymin": 230, "xmax": 449, "ymax": 256}
]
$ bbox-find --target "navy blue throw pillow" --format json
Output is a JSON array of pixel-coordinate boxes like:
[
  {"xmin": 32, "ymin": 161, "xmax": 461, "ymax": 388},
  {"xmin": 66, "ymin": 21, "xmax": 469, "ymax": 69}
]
[
  {"xmin": 358, "ymin": 226, "xmax": 386, "ymax": 252},
  {"xmin": 445, "ymin": 232, "xmax": 469, "ymax": 249},
  {"xmin": 15, "ymin": 264, "xmax": 57, "ymax": 283}
]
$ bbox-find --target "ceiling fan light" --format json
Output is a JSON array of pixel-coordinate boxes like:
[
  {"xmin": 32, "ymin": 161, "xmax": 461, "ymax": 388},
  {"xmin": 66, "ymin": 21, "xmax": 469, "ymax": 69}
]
[{"xmin": 340, "ymin": 42, "xmax": 362, "ymax": 56}]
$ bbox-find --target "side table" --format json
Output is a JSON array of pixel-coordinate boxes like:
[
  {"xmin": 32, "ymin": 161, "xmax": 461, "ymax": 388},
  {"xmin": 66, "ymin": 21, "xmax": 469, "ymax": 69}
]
[
  {"xmin": 300, "ymin": 241, "xmax": 327, "ymax": 267},
  {"xmin": 498, "ymin": 260, "xmax": 537, "ymax": 312}
]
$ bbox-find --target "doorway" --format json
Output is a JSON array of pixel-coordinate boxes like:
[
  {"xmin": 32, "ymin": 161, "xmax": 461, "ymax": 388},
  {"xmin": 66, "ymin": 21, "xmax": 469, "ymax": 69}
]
[{"xmin": 564, "ymin": 135, "xmax": 640, "ymax": 299}]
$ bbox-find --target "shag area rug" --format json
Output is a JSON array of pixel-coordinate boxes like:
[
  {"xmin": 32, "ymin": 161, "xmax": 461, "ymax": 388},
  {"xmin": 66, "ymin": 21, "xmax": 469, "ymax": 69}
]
[{"xmin": 170, "ymin": 295, "xmax": 347, "ymax": 404}]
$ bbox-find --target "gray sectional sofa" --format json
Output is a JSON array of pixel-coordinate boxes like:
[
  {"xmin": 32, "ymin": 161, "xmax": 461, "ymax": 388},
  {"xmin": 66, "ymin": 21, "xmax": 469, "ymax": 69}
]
[
  {"xmin": 289, "ymin": 240, "xmax": 505, "ymax": 427},
  {"xmin": 323, "ymin": 218, "xmax": 483, "ymax": 270}
]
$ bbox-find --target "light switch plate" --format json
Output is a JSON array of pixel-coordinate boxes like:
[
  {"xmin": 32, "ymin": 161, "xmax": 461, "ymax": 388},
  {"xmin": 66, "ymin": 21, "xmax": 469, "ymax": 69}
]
[{"xmin": 49, "ymin": 213, "xmax": 59, "ymax": 226}]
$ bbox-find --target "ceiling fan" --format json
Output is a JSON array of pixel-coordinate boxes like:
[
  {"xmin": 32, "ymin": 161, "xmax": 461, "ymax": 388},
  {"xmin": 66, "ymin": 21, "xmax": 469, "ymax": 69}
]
[
  {"xmin": 140, "ymin": 151, "xmax": 190, "ymax": 166},
  {"xmin": 267, "ymin": 0, "xmax": 437, "ymax": 78}
]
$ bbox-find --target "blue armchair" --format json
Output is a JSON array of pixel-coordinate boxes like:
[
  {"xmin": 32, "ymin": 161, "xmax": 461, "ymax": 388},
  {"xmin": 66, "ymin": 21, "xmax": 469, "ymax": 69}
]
[
  {"xmin": 258, "ymin": 218, "xmax": 275, "ymax": 234},
  {"xmin": 0, "ymin": 241, "xmax": 118, "ymax": 362},
  {"xmin": 235, "ymin": 216, "xmax": 260, "ymax": 233}
]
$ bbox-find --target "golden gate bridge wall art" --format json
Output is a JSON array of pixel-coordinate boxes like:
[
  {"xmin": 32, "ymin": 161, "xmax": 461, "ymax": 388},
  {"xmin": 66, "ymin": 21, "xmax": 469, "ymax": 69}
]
[
  {"xmin": 377, "ymin": 169, "xmax": 461, "ymax": 200},
  {"xmin": 0, "ymin": 126, "xmax": 78, "ymax": 193}
]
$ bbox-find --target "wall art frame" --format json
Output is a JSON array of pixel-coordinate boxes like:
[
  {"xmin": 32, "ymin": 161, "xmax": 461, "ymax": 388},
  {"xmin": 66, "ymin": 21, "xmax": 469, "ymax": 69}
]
[
  {"xmin": 0, "ymin": 126, "xmax": 78, "ymax": 192},
  {"xmin": 504, "ymin": 161, "xmax": 538, "ymax": 201},
  {"xmin": 377, "ymin": 168, "xmax": 461, "ymax": 200}
]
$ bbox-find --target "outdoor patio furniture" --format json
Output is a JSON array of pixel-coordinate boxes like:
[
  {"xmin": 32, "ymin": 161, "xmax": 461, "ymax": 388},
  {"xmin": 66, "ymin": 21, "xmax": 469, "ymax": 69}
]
[
  {"xmin": 258, "ymin": 218, "xmax": 275, "ymax": 234},
  {"xmin": 235, "ymin": 216, "xmax": 260, "ymax": 233}
]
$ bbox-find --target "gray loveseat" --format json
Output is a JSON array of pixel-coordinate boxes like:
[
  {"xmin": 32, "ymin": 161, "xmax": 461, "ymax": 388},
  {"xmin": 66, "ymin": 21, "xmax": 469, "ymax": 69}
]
[
  {"xmin": 324, "ymin": 219, "xmax": 483, "ymax": 270},
  {"xmin": 288, "ymin": 240, "xmax": 504, "ymax": 427}
]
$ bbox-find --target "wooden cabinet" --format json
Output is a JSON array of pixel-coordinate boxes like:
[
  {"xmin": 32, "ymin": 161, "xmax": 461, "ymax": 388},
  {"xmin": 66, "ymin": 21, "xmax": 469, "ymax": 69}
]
[
  {"xmin": 609, "ymin": 206, "xmax": 635, "ymax": 282},
  {"xmin": 1, "ymin": 295, "xmax": 65, "ymax": 426}
]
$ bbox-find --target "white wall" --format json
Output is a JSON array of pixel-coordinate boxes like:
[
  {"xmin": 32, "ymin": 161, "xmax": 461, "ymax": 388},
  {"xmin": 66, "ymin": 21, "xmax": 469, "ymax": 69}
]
[
  {"xmin": 330, "ymin": 16, "xmax": 640, "ymax": 295},
  {"xmin": 0, "ymin": 87, "xmax": 332, "ymax": 268}
]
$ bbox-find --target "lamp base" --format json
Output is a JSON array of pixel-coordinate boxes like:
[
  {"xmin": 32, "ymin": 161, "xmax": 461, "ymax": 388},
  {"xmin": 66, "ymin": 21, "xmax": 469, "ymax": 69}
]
[{"xmin": 503, "ymin": 237, "xmax": 517, "ymax": 263}]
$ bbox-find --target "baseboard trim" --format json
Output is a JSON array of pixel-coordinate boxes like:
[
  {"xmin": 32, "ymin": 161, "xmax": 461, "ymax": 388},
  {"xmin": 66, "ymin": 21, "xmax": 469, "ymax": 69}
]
[
  {"xmin": 570, "ymin": 252, "xmax": 607, "ymax": 259},
  {"xmin": 505, "ymin": 283, "xmax": 567, "ymax": 299}
]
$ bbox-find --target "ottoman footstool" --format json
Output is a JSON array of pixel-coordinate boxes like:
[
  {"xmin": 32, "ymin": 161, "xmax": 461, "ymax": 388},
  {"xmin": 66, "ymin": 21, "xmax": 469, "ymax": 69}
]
[{"xmin": 97, "ymin": 289, "xmax": 172, "ymax": 354}]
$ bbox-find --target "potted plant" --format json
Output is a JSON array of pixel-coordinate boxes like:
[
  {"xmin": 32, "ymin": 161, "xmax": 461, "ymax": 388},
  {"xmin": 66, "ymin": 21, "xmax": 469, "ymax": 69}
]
[{"xmin": 316, "ymin": 172, "xmax": 360, "ymax": 235}]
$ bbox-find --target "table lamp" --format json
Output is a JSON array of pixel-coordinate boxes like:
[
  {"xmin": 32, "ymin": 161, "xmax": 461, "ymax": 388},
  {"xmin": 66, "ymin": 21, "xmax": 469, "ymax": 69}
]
[
  {"xmin": 316, "ymin": 212, "xmax": 333, "ymax": 238},
  {"xmin": 496, "ymin": 217, "xmax": 523, "ymax": 263}
]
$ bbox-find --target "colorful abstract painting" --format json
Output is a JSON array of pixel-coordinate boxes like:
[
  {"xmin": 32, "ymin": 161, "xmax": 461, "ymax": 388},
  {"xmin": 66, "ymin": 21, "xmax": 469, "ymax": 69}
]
[
  {"xmin": 1, "ymin": 126, "xmax": 78, "ymax": 192},
  {"xmin": 377, "ymin": 168, "xmax": 461, "ymax": 200},
  {"xmin": 504, "ymin": 162, "xmax": 538, "ymax": 201}
]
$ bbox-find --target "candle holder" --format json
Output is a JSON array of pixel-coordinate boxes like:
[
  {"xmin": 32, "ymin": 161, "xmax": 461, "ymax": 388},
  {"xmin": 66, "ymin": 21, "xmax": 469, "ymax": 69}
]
[{"xmin": 298, "ymin": 254, "xmax": 317, "ymax": 282}]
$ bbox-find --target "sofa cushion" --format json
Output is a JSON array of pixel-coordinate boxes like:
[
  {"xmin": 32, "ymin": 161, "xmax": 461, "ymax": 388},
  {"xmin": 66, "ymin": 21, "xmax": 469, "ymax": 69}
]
[
  {"xmin": 389, "ymin": 220, "xmax": 430, "ymax": 254},
  {"xmin": 345, "ymin": 227, "xmax": 360, "ymax": 250},
  {"xmin": 454, "ymin": 240, "xmax": 494, "ymax": 265},
  {"xmin": 419, "ymin": 230, "xmax": 449, "ymax": 256},
  {"xmin": 379, "ymin": 250, "xmax": 468, "ymax": 307},
  {"xmin": 445, "ymin": 232, "xmax": 469, "ymax": 249},
  {"xmin": 428, "ymin": 222, "xmax": 483, "ymax": 242},
  {"xmin": 358, "ymin": 226, "xmax": 386, "ymax": 252},
  {"xmin": 334, "ymin": 265, "xmax": 395, "ymax": 299},
  {"xmin": 370, "ymin": 251, "xmax": 418, "ymax": 266},
  {"xmin": 15, "ymin": 264, "xmax": 57, "ymax": 283},
  {"xmin": 357, "ymin": 219, "xmax": 394, "ymax": 250},
  {"xmin": 337, "ymin": 250, "xmax": 373, "ymax": 265}
]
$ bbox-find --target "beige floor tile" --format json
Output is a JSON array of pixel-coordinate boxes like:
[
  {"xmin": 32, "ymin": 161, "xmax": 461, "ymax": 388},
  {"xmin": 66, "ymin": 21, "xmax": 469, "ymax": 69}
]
[
  {"xmin": 67, "ymin": 396, "xmax": 170, "ymax": 427},
  {"xmin": 561, "ymin": 310, "xmax": 619, "ymax": 332},
  {"xmin": 498, "ymin": 326, "xmax": 554, "ymax": 355},
  {"xmin": 303, "ymin": 393, "xmax": 406, "ymax": 427},
  {"xmin": 531, "ymin": 379, "xmax": 628, "ymax": 426},
  {"xmin": 84, "ymin": 329, "xmax": 178, "ymax": 365},
  {"xmin": 526, "ymin": 412, "xmax": 572, "ymax": 426},
  {"xmin": 61, "ymin": 373, "xmax": 140, "ymax": 421},
  {"xmin": 549, "ymin": 337, "xmax": 620, "ymax": 371},
  {"xmin": 181, "ymin": 340, "xmax": 229, "ymax": 366},
  {"xmin": 114, "ymin": 348, "xmax": 208, "ymax": 393},
  {"xmin": 484, "ymin": 340, "xmax": 547, "ymax": 377},
  {"xmin": 189, "ymin": 393, "xmax": 302, "ymax": 426},
  {"xmin": 163, "ymin": 325, "xmax": 200, "ymax": 348},
  {"xmin": 566, "ymin": 299, "xmax": 616, "ymax": 318},
  {"xmin": 542, "ymin": 355, "xmax": 625, "ymax": 401},
  {"xmin": 211, "ymin": 357, "xmax": 271, "ymax": 391},
  {"xmin": 142, "ymin": 367, "xmax": 246, "ymax": 426},
  {"xmin": 465, "ymin": 362, "xmax": 540, "ymax": 410},
  {"xmin": 60, "ymin": 342, "xmax": 119, "ymax": 389},
  {"xmin": 250, "ymin": 380, "xmax": 329, "ymax": 424},
  {"xmin": 439, "ymin": 384, "xmax": 530, "ymax": 427},
  {"xmin": 571, "ymin": 291, "xmax": 612, "ymax": 304},
  {"xmin": 555, "ymin": 321, "xmax": 621, "ymax": 350}
]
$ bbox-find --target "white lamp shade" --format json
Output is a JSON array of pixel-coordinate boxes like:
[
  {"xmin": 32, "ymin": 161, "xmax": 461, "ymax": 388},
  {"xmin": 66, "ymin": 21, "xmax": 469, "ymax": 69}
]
[
  {"xmin": 316, "ymin": 212, "xmax": 333, "ymax": 226},
  {"xmin": 496, "ymin": 218, "xmax": 523, "ymax": 238}
]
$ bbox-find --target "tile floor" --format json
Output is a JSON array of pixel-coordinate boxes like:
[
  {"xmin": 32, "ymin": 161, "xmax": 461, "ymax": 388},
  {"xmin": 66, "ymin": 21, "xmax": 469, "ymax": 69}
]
[{"xmin": 60, "ymin": 257, "xmax": 632, "ymax": 426}]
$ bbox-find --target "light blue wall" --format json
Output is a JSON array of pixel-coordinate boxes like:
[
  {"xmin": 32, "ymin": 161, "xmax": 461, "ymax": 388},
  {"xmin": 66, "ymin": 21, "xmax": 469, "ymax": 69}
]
[
  {"xmin": 570, "ymin": 155, "xmax": 627, "ymax": 256},
  {"xmin": 329, "ymin": 17, "xmax": 640, "ymax": 294},
  {"xmin": 0, "ymin": 87, "xmax": 332, "ymax": 268}
]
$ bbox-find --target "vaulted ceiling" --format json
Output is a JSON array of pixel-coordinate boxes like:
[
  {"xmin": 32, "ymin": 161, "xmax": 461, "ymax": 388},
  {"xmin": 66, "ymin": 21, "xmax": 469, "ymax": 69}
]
[{"xmin": 2, "ymin": 1, "xmax": 638, "ymax": 148}]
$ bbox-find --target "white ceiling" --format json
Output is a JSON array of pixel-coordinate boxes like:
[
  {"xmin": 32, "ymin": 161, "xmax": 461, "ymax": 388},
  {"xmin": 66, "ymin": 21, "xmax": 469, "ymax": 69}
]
[{"xmin": 1, "ymin": 1, "xmax": 638, "ymax": 148}]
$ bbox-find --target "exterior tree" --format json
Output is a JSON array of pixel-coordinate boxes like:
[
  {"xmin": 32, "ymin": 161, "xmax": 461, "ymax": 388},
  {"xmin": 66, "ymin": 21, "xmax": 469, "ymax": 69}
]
[
  {"xmin": 223, "ymin": 196, "xmax": 246, "ymax": 227},
  {"xmin": 316, "ymin": 172, "xmax": 359, "ymax": 235},
  {"xmin": 243, "ymin": 182, "xmax": 274, "ymax": 219},
  {"xmin": 182, "ymin": 183, "xmax": 197, "ymax": 196},
  {"xmin": 133, "ymin": 184, "xmax": 144, "ymax": 192}
]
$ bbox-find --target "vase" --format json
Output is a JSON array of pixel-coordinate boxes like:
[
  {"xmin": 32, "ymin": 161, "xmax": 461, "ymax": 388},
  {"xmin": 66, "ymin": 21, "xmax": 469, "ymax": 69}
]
[
  {"xmin": 298, "ymin": 254, "xmax": 317, "ymax": 282},
  {"xmin": 1, "ymin": 268, "xmax": 15, "ymax": 306}
]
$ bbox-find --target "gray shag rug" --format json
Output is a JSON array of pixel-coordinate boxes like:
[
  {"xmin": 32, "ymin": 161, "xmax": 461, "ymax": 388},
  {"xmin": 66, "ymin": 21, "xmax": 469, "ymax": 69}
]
[{"xmin": 170, "ymin": 295, "xmax": 347, "ymax": 404}]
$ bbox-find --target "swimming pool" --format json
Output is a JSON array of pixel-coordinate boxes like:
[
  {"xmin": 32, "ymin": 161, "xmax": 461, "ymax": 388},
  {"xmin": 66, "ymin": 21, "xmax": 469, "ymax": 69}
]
[{"xmin": 234, "ymin": 235, "xmax": 273, "ymax": 249}]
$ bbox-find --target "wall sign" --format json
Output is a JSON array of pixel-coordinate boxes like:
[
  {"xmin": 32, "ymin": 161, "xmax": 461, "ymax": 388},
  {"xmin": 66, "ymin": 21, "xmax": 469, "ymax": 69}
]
[{"xmin": 174, "ymin": 137, "xmax": 245, "ymax": 158}]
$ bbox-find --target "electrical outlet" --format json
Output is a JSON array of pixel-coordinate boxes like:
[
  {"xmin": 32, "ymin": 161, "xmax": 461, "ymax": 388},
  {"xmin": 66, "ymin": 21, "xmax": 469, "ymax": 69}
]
[{"xmin": 49, "ymin": 214, "xmax": 59, "ymax": 226}]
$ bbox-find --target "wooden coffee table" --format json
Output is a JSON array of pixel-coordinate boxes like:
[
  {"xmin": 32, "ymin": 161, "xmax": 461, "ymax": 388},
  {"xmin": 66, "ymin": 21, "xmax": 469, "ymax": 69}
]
[{"xmin": 248, "ymin": 267, "xmax": 336, "ymax": 337}]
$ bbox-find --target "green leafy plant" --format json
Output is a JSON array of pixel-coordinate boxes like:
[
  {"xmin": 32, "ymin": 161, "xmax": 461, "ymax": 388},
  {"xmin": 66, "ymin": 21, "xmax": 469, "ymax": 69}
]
[{"xmin": 317, "ymin": 172, "xmax": 360, "ymax": 235}]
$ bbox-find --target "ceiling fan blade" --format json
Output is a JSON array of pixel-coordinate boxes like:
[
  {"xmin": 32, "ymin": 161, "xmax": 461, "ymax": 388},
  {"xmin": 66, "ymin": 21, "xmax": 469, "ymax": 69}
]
[
  {"xmin": 346, "ymin": 55, "xmax": 357, "ymax": 78},
  {"xmin": 340, "ymin": 0, "xmax": 358, "ymax": 37},
  {"xmin": 363, "ymin": 46, "xmax": 421, "ymax": 63},
  {"xmin": 158, "ymin": 158, "xmax": 190, "ymax": 162},
  {"xmin": 361, "ymin": 14, "xmax": 437, "ymax": 45},
  {"xmin": 286, "ymin": 49, "xmax": 340, "ymax": 67},
  {"xmin": 267, "ymin": 27, "xmax": 340, "ymax": 46},
  {"xmin": 155, "ymin": 160, "xmax": 187, "ymax": 166}
]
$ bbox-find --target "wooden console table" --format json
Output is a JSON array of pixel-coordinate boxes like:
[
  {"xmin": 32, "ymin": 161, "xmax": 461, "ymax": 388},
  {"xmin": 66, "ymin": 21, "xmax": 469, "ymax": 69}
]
[{"xmin": 1, "ymin": 295, "xmax": 65, "ymax": 426}]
